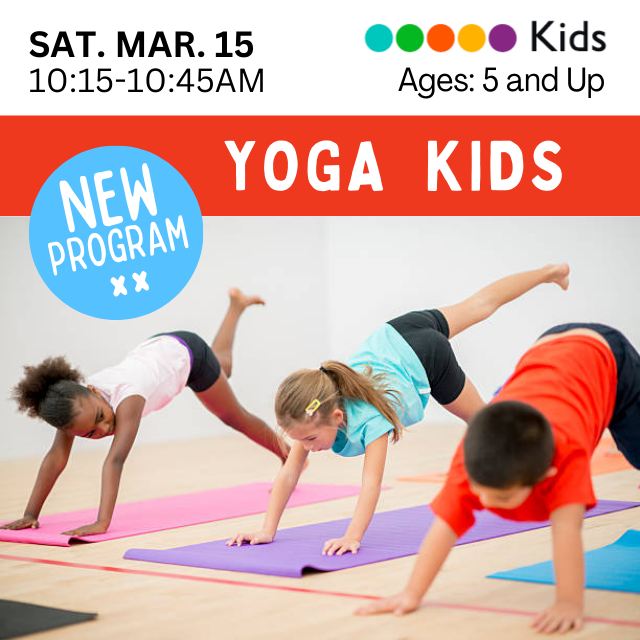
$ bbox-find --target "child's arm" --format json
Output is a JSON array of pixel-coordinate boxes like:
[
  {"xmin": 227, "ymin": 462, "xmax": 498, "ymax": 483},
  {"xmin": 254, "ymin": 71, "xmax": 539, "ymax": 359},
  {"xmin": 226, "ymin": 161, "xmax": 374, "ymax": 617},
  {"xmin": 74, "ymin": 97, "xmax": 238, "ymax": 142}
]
[
  {"xmin": 0, "ymin": 430, "xmax": 74, "ymax": 530},
  {"xmin": 322, "ymin": 433, "xmax": 388, "ymax": 556},
  {"xmin": 227, "ymin": 440, "xmax": 309, "ymax": 546},
  {"xmin": 355, "ymin": 515, "xmax": 458, "ymax": 615},
  {"xmin": 62, "ymin": 396, "xmax": 145, "ymax": 536},
  {"xmin": 532, "ymin": 503, "xmax": 585, "ymax": 634}
]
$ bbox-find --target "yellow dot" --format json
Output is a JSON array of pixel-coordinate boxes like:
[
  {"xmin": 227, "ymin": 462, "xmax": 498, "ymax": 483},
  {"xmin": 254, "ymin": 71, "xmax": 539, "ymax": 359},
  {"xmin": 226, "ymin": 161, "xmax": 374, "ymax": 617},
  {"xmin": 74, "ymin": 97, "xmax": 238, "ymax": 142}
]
[{"xmin": 458, "ymin": 24, "xmax": 486, "ymax": 52}]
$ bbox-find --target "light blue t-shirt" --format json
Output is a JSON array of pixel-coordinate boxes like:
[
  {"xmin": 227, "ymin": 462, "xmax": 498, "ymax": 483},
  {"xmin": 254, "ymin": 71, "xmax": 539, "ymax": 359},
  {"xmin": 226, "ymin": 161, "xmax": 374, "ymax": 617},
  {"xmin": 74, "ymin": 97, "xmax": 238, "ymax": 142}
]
[{"xmin": 331, "ymin": 323, "xmax": 431, "ymax": 457}]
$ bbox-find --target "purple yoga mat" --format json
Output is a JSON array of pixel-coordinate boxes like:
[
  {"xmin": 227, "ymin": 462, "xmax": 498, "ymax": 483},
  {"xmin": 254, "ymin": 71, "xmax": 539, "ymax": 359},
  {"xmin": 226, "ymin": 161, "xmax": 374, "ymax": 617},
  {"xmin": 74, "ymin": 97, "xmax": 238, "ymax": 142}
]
[{"xmin": 124, "ymin": 499, "xmax": 640, "ymax": 578}]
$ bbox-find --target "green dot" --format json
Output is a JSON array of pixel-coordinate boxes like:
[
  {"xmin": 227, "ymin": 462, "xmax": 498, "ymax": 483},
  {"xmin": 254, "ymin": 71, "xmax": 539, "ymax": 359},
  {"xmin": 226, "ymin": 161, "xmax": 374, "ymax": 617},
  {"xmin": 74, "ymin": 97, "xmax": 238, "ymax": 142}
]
[{"xmin": 396, "ymin": 24, "xmax": 424, "ymax": 52}]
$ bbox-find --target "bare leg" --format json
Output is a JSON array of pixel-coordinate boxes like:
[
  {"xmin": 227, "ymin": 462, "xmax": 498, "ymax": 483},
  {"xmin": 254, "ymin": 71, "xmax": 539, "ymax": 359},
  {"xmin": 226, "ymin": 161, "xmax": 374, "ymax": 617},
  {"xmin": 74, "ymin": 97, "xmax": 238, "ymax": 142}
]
[
  {"xmin": 441, "ymin": 378, "xmax": 486, "ymax": 423},
  {"xmin": 439, "ymin": 263, "xmax": 570, "ymax": 339},
  {"xmin": 196, "ymin": 373, "xmax": 289, "ymax": 463},
  {"xmin": 211, "ymin": 288, "xmax": 265, "ymax": 378}
]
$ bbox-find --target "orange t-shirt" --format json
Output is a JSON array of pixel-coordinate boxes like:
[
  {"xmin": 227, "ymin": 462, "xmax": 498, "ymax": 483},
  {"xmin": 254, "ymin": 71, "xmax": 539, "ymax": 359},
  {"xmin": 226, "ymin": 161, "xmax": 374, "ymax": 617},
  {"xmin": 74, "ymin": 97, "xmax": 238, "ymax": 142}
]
[{"xmin": 431, "ymin": 335, "xmax": 618, "ymax": 537}]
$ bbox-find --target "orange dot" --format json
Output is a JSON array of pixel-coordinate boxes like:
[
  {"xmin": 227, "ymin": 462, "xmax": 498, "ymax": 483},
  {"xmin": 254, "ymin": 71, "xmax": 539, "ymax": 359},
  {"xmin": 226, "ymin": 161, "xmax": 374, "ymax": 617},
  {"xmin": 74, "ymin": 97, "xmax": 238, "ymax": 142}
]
[
  {"xmin": 427, "ymin": 24, "xmax": 455, "ymax": 52},
  {"xmin": 458, "ymin": 24, "xmax": 486, "ymax": 52}
]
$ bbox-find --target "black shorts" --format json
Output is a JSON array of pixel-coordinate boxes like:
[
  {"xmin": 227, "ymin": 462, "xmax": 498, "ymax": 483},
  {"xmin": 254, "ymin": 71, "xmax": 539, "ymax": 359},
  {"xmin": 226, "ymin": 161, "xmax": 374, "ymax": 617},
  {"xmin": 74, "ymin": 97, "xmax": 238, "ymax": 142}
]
[
  {"xmin": 541, "ymin": 323, "xmax": 640, "ymax": 469},
  {"xmin": 154, "ymin": 331, "xmax": 221, "ymax": 393},
  {"xmin": 387, "ymin": 309, "xmax": 466, "ymax": 405}
]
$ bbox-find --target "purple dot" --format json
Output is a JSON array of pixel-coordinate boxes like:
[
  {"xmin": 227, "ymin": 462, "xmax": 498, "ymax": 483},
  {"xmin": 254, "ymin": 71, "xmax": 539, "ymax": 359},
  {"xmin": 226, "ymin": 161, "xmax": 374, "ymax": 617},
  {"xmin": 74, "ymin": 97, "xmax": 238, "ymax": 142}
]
[{"xmin": 489, "ymin": 24, "xmax": 517, "ymax": 52}]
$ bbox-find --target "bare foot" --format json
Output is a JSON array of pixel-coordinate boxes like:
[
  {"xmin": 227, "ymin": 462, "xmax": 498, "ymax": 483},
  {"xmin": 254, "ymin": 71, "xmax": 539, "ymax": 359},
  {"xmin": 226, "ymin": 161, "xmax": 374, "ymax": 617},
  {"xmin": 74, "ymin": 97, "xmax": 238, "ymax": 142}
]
[
  {"xmin": 545, "ymin": 263, "xmax": 570, "ymax": 291},
  {"xmin": 228, "ymin": 287, "xmax": 266, "ymax": 311}
]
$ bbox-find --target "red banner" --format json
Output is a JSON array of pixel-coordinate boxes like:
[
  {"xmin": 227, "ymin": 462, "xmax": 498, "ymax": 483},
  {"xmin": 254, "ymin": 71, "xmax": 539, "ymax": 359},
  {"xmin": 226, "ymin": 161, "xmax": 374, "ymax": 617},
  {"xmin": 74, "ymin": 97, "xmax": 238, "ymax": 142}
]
[{"xmin": 2, "ymin": 116, "xmax": 637, "ymax": 216}]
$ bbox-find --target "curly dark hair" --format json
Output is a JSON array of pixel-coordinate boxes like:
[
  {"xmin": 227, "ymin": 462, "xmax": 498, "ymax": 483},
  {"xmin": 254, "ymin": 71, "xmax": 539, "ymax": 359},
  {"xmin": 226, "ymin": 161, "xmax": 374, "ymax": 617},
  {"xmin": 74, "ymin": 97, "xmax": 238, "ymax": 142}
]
[{"xmin": 13, "ymin": 356, "xmax": 91, "ymax": 428}]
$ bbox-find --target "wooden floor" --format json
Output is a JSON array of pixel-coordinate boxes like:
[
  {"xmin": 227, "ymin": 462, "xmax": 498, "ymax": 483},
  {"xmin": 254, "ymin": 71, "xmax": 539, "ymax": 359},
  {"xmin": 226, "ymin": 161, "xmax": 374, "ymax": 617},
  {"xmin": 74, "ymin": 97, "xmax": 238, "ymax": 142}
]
[{"xmin": 1, "ymin": 423, "xmax": 639, "ymax": 640}]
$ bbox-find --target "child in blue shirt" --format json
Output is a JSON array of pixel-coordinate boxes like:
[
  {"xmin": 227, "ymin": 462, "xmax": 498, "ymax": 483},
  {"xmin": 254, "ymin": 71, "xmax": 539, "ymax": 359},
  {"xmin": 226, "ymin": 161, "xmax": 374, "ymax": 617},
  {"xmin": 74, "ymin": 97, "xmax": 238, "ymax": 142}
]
[{"xmin": 228, "ymin": 264, "xmax": 570, "ymax": 555}]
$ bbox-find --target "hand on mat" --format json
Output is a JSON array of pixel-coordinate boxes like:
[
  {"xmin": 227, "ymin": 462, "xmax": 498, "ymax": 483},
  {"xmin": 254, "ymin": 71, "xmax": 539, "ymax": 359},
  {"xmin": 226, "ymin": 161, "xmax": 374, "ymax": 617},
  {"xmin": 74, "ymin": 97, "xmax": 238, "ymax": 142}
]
[
  {"xmin": 226, "ymin": 530, "xmax": 274, "ymax": 547},
  {"xmin": 0, "ymin": 515, "xmax": 39, "ymax": 530},
  {"xmin": 322, "ymin": 536, "xmax": 361, "ymax": 556},
  {"xmin": 62, "ymin": 521, "xmax": 108, "ymax": 537},
  {"xmin": 354, "ymin": 591, "xmax": 421, "ymax": 616},
  {"xmin": 532, "ymin": 601, "xmax": 584, "ymax": 634}
]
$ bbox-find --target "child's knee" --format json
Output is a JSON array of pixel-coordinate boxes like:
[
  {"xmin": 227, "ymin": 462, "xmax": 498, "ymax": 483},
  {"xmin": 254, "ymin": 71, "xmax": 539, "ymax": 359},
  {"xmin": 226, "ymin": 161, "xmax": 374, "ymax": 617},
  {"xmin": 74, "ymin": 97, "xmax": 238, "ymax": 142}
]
[
  {"xmin": 217, "ymin": 406, "xmax": 251, "ymax": 430},
  {"xmin": 217, "ymin": 411, "xmax": 238, "ymax": 427}
]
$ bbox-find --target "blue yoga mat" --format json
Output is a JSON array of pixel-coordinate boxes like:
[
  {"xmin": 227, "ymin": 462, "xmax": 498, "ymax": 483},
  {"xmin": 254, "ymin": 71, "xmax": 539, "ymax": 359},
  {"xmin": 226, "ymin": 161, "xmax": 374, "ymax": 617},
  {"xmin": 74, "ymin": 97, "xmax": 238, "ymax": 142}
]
[{"xmin": 488, "ymin": 529, "xmax": 640, "ymax": 594}]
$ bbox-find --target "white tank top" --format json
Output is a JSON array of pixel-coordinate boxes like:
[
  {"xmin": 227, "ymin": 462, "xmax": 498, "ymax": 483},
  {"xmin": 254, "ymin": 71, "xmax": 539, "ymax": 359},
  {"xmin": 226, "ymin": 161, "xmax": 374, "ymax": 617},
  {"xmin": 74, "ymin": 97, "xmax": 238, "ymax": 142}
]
[{"xmin": 87, "ymin": 336, "xmax": 191, "ymax": 417}]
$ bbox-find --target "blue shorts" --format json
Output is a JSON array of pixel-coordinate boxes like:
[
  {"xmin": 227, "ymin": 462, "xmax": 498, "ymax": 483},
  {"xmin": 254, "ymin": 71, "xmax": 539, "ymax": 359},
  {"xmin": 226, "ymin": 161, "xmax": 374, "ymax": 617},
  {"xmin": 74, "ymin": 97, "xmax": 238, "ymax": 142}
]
[{"xmin": 540, "ymin": 323, "xmax": 640, "ymax": 468}]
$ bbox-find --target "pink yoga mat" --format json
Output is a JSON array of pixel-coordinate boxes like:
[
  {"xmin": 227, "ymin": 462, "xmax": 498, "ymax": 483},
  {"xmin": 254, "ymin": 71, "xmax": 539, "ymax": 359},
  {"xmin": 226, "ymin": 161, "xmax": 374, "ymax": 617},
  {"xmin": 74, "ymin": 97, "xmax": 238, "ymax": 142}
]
[{"xmin": 0, "ymin": 483, "xmax": 363, "ymax": 547}]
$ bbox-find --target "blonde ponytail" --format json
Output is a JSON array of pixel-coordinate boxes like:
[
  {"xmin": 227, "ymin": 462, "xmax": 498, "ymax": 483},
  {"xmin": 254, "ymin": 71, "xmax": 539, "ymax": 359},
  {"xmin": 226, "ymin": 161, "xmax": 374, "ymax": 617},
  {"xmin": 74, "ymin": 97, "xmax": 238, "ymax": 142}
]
[{"xmin": 275, "ymin": 360, "xmax": 404, "ymax": 443}]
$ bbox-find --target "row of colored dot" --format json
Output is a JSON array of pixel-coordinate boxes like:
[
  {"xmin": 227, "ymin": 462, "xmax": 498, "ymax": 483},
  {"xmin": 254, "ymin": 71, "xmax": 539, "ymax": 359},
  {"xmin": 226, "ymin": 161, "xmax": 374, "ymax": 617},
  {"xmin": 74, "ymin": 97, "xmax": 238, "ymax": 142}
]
[{"xmin": 366, "ymin": 24, "xmax": 517, "ymax": 53}]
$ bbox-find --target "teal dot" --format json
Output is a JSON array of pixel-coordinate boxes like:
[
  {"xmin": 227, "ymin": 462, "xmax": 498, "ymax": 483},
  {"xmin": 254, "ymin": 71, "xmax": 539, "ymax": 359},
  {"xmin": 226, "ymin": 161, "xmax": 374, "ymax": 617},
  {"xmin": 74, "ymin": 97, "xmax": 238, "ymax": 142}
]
[
  {"xmin": 365, "ymin": 24, "xmax": 393, "ymax": 52},
  {"xmin": 396, "ymin": 24, "xmax": 424, "ymax": 52}
]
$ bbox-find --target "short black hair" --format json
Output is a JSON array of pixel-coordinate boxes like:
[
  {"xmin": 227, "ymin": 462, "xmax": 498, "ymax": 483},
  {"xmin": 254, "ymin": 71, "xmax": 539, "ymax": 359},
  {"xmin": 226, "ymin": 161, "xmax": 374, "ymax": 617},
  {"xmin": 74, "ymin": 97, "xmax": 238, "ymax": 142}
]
[{"xmin": 463, "ymin": 400, "xmax": 555, "ymax": 488}]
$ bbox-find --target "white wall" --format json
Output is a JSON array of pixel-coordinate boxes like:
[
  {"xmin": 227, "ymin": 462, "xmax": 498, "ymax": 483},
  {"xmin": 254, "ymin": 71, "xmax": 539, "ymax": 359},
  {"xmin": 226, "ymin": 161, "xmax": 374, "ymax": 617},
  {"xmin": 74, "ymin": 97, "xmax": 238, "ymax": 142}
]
[
  {"xmin": 0, "ymin": 217, "xmax": 330, "ymax": 459},
  {"xmin": 3, "ymin": 216, "xmax": 639, "ymax": 459},
  {"xmin": 325, "ymin": 216, "xmax": 640, "ymax": 424}
]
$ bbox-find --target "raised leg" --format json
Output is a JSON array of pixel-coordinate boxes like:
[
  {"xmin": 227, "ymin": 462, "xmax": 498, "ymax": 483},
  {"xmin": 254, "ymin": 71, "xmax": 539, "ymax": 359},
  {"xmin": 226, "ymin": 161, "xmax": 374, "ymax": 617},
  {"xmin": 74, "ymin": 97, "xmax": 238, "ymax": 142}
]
[
  {"xmin": 196, "ymin": 373, "xmax": 289, "ymax": 463},
  {"xmin": 439, "ymin": 263, "xmax": 570, "ymax": 339},
  {"xmin": 211, "ymin": 288, "xmax": 265, "ymax": 378}
]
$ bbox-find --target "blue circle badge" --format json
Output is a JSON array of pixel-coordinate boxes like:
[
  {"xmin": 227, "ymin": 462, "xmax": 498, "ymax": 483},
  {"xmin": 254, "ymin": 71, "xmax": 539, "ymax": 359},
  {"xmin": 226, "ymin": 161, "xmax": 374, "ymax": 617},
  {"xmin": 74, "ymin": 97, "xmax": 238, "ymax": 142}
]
[{"xmin": 30, "ymin": 146, "xmax": 203, "ymax": 320}]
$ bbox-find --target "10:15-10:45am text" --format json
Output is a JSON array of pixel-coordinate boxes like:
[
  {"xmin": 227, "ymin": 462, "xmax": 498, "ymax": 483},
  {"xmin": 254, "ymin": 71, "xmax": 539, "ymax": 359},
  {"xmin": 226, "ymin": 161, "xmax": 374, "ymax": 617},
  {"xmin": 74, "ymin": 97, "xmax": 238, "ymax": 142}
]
[{"xmin": 29, "ymin": 68, "xmax": 263, "ymax": 93}]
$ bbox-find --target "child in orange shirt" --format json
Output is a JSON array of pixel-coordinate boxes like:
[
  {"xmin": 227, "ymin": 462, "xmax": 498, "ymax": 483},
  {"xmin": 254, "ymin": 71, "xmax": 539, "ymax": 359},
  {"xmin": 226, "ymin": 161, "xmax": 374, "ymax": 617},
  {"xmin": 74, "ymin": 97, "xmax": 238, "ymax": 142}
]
[{"xmin": 358, "ymin": 323, "xmax": 640, "ymax": 634}]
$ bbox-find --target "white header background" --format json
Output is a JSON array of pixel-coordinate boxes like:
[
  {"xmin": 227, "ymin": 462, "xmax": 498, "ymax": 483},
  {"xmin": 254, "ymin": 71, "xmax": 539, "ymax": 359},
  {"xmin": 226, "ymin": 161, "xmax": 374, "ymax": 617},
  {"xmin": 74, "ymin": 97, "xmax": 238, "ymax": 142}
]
[{"xmin": 2, "ymin": 0, "xmax": 638, "ymax": 115}]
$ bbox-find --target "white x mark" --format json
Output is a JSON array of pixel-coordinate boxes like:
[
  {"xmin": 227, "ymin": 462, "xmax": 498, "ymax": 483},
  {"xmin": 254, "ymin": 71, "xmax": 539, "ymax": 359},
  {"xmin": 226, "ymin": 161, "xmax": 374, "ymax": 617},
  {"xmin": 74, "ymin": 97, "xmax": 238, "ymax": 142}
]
[
  {"xmin": 111, "ymin": 276, "xmax": 127, "ymax": 297},
  {"xmin": 132, "ymin": 271, "xmax": 149, "ymax": 292}
]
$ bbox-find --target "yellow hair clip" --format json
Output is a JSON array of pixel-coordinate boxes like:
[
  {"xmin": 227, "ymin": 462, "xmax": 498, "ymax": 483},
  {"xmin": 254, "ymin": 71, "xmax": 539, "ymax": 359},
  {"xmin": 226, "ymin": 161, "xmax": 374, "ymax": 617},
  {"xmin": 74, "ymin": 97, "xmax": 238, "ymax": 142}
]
[{"xmin": 305, "ymin": 399, "xmax": 321, "ymax": 417}]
